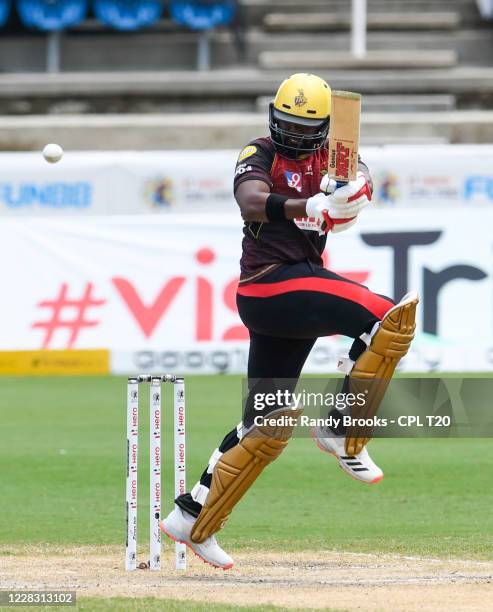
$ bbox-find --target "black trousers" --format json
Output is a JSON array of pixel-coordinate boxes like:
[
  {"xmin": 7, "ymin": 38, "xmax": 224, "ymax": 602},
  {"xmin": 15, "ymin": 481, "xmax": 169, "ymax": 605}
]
[
  {"xmin": 178, "ymin": 262, "xmax": 394, "ymax": 515},
  {"xmin": 237, "ymin": 262, "xmax": 394, "ymax": 426}
]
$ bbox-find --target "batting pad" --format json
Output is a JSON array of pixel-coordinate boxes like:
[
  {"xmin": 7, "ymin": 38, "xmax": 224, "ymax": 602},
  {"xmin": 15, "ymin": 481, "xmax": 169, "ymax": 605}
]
[
  {"xmin": 345, "ymin": 291, "xmax": 419, "ymax": 456},
  {"xmin": 191, "ymin": 406, "xmax": 302, "ymax": 543}
]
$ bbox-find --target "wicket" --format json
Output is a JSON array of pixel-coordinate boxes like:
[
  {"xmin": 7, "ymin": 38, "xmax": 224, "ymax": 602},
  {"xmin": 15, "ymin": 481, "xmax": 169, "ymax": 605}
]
[{"xmin": 125, "ymin": 374, "xmax": 186, "ymax": 571}]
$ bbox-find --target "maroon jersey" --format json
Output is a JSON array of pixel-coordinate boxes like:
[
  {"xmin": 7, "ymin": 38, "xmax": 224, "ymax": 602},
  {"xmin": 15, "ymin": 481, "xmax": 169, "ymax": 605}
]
[{"xmin": 234, "ymin": 137, "xmax": 370, "ymax": 282}]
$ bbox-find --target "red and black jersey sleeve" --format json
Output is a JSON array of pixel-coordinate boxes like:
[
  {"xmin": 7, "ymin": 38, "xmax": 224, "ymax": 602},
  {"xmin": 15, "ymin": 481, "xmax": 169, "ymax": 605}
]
[{"xmin": 234, "ymin": 137, "xmax": 276, "ymax": 193}]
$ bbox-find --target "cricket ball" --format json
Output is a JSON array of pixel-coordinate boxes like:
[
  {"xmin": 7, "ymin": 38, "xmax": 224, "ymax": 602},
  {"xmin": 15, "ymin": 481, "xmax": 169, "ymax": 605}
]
[{"xmin": 42, "ymin": 143, "xmax": 63, "ymax": 163}]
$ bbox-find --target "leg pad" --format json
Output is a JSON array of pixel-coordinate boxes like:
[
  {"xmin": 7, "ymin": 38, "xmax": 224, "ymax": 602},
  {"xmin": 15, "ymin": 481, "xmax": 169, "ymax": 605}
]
[
  {"xmin": 191, "ymin": 407, "xmax": 301, "ymax": 543},
  {"xmin": 345, "ymin": 292, "xmax": 419, "ymax": 455}
]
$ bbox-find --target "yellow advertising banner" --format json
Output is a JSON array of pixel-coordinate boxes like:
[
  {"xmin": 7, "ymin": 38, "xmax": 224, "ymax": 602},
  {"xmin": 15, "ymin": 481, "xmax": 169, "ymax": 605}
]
[{"xmin": 0, "ymin": 350, "xmax": 110, "ymax": 375}]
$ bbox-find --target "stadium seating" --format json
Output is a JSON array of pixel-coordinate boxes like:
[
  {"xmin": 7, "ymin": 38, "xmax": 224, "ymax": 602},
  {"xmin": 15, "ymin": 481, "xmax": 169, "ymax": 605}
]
[
  {"xmin": 169, "ymin": 0, "xmax": 236, "ymax": 69},
  {"xmin": 93, "ymin": 0, "xmax": 163, "ymax": 31},
  {"xmin": 17, "ymin": 0, "xmax": 87, "ymax": 30},
  {"xmin": 16, "ymin": 0, "xmax": 88, "ymax": 73},
  {"xmin": 169, "ymin": 0, "xmax": 235, "ymax": 30},
  {"xmin": 1, "ymin": 0, "xmax": 491, "ymax": 135},
  {"xmin": 0, "ymin": 0, "xmax": 11, "ymax": 27}
]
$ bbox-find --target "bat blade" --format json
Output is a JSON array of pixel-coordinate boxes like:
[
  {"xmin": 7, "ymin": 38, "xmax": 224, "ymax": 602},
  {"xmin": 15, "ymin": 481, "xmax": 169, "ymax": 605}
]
[{"xmin": 328, "ymin": 90, "xmax": 361, "ymax": 184}]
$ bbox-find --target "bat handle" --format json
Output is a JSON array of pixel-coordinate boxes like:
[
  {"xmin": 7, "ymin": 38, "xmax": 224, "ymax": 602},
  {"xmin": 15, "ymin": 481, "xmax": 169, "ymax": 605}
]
[{"xmin": 335, "ymin": 180, "xmax": 347, "ymax": 189}]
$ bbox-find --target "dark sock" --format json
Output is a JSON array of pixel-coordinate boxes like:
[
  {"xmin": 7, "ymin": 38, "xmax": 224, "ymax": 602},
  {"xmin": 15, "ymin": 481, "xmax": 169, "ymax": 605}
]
[
  {"xmin": 175, "ymin": 493, "xmax": 202, "ymax": 518},
  {"xmin": 327, "ymin": 407, "xmax": 347, "ymax": 436}
]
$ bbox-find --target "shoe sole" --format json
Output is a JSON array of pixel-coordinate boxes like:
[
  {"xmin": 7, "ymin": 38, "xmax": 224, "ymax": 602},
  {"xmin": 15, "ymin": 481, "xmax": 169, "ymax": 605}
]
[
  {"xmin": 310, "ymin": 428, "xmax": 383, "ymax": 485},
  {"xmin": 160, "ymin": 521, "xmax": 234, "ymax": 571}
]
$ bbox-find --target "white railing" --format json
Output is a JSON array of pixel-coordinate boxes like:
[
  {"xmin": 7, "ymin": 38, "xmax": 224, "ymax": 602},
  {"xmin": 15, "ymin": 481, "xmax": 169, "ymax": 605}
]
[
  {"xmin": 476, "ymin": 0, "xmax": 493, "ymax": 18},
  {"xmin": 351, "ymin": 0, "xmax": 367, "ymax": 58}
]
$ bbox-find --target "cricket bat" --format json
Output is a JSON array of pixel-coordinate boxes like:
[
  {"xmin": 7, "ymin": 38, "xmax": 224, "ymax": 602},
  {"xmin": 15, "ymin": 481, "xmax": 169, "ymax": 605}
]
[{"xmin": 327, "ymin": 90, "xmax": 361, "ymax": 184}]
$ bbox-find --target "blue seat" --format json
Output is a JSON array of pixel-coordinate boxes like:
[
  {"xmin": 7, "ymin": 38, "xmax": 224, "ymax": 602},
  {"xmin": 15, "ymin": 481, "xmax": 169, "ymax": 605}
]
[
  {"xmin": 94, "ymin": 0, "xmax": 163, "ymax": 31},
  {"xmin": 0, "ymin": 0, "xmax": 11, "ymax": 27},
  {"xmin": 17, "ymin": 0, "xmax": 87, "ymax": 31},
  {"xmin": 170, "ymin": 0, "xmax": 235, "ymax": 30}
]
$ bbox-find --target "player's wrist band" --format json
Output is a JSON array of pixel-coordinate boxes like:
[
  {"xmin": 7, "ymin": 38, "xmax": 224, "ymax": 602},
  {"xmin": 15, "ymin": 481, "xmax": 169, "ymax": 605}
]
[{"xmin": 265, "ymin": 193, "xmax": 288, "ymax": 222}]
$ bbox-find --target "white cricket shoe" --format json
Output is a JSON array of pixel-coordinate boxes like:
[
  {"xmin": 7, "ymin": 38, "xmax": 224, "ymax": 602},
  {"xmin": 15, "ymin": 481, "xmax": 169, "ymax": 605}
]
[
  {"xmin": 160, "ymin": 507, "xmax": 234, "ymax": 570},
  {"xmin": 312, "ymin": 425, "xmax": 383, "ymax": 485}
]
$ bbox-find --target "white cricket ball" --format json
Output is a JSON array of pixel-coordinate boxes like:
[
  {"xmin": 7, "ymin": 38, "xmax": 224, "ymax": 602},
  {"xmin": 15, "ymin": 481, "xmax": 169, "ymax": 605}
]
[{"xmin": 42, "ymin": 143, "xmax": 63, "ymax": 163}]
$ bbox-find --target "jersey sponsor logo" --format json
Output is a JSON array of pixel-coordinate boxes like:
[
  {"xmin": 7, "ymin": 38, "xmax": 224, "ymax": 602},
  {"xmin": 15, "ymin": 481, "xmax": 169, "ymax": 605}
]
[
  {"xmin": 294, "ymin": 216, "xmax": 322, "ymax": 232},
  {"xmin": 235, "ymin": 164, "xmax": 253, "ymax": 177},
  {"xmin": 285, "ymin": 170, "xmax": 302, "ymax": 193},
  {"xmin": 238, "ymin": 145, "xmax": 257, "ymax": 162}
]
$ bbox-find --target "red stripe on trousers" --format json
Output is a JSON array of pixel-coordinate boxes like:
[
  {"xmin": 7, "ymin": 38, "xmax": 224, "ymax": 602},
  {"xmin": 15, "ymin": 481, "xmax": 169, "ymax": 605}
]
[{"xmin": 237, "ymin": 277, "xmax": 392, "ymax": 320}]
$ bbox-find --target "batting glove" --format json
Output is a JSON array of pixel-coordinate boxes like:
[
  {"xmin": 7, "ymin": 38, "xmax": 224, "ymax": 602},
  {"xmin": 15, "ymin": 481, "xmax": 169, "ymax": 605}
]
[
  {"xmin": 328, "ymin": 171, "xmax": 372, "ymax": 218},
  {"xmin": 330, "ymin": 216, "xmax": 358, "ymax": 233},
  {"xmin": 320, "ymin": 175, "xmax": 338, "ymax": 195},
  {"xmin": 305, "ymin": 192, "xmax": 332, "ymax": 225},
  {"xmin": 305, "ymin": 192, "xmax": 358, "ymax": 234}
]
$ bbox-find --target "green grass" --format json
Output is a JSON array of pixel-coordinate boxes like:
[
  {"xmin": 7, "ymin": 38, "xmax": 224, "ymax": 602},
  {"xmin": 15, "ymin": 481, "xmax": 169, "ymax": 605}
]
[{"xmin": 1, "ymin": 376, "xmax": 492, "ymax": 558}]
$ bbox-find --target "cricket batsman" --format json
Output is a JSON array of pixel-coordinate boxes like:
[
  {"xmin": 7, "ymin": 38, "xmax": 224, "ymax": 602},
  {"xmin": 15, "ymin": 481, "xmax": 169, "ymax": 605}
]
[{"xmin": 161, "ymin": 73, "xmax": 418, "ymax": 569}]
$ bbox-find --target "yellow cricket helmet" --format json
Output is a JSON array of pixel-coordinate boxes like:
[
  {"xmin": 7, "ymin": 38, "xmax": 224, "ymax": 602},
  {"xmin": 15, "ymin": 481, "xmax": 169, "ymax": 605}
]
[{"xmin": 269, "ymin": 73, "xmax": 332, "ymax": 159}]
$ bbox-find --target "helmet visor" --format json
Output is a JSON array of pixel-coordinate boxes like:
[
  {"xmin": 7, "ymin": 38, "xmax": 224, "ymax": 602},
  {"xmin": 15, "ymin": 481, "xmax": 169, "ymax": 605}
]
[
  {"xmin": 272, "ymin": 107, "xmax": 328, "ymax": 130},
  {"xmin": 269, "ymin": 105, "xmax": 329, "ymax": 159}
]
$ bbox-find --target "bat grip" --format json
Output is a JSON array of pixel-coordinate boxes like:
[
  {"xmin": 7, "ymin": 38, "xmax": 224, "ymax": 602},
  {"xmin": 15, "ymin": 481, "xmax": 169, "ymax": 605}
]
[{"xmin": 335, "ymin": 180, "xmax": 347, "ymax": 189}]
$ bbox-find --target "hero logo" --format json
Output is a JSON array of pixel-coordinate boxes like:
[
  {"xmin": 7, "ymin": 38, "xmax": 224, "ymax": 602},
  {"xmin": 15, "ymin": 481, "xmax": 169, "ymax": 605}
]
[
  {"xmin": 154, "ymin": 446, "xmax": 160, "ymax": 468},
  {"xmin": 178, "ymin": 405, "xmax": 185, "ymax": 427},
  {"xmin": 285, "ymin": 171, "xmax": 302, "ymax": 193},
  {"xmin": 131, "ymin": 443, "xmax": 138, "ymax": 465},
  {"xmin": 177, "ymin": 442, "xmax": 185, "ymax": 465},
  {"xmin": 153, "ymin": 409, "xmax": 160, "ymax": 430}
]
